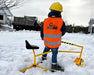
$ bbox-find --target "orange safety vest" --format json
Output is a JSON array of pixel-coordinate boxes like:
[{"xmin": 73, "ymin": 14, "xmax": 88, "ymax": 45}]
[{"xmin": 43, "ymin": 17, "xmax": 63, "ymax": 48}]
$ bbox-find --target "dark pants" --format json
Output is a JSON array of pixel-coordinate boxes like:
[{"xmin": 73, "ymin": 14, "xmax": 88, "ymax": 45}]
[{"xmin": 42, "ymin": 46, "xmax": 58, "ymax": 64}]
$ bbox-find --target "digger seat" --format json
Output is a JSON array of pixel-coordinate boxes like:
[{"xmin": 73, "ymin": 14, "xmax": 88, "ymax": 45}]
[{"xmin": 25, "ymin": 40, "xmax": 39, "ymax": 49}]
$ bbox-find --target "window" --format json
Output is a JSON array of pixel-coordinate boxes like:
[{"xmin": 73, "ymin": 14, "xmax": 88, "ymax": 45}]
[{"xmin": 0, "ymin": 15, "xmax": 3, "ymax": 20}]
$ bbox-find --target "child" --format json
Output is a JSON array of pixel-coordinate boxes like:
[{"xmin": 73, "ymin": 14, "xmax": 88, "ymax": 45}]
[{"xmin": 40, "ymin": 2, "xmax": 66, "ymax": 71}]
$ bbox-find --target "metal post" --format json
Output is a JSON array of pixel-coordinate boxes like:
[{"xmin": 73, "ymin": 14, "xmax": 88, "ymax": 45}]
[{"xmin": 32, "ymin": 49, "xmax": 36, "ymax": 65}]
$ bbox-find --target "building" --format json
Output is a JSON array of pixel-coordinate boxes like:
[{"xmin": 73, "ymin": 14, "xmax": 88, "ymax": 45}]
[
  {"xmin": 13, "ymin": 16, "xmax": 41, "ymax": 30},
  {"xmin": 88, "ymin": 18, "xmax": 94, "ymax": 34},
  {"xmin": 0, "ymin": 4, "xmax": 13, "ymax": 25}
]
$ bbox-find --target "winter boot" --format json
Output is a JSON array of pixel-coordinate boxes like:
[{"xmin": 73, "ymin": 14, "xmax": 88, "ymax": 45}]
[
  {"xmin": 42, "ymin": 56, "xmax": 47, "ymax": 61},
  {"xmin": 40, "ymin": 56, "xmax": 47, "ymax": 63},
  {"xmin": 51, "ymin": 64, "xmax": 64, "ymax": 72}
]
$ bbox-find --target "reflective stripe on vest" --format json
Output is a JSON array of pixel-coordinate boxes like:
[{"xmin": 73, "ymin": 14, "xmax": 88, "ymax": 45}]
[
  {"xmin": 44, "ymin": 34, "xmax": 62, "ymax": 38},
  {"xmin": 43, "ymin": 17, "xmax": 63, "ymax": 48},
  {"xmin": 44, "ymin": 40, "xmax": 61, "ymax": 45}
]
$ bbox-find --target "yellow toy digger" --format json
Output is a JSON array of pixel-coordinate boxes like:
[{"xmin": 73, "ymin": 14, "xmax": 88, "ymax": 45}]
[{"xmin": 21, "ymin": 40, "xmax": 84, "ymax": 73}]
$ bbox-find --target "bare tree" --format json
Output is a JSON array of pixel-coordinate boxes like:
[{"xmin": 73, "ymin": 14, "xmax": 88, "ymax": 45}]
[{"xmin": 0, "ymin": 0, "xmax": 24, "ymax": 9}]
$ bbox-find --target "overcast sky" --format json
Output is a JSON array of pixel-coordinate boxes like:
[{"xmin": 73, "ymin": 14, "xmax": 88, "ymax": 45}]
[{"xmin": 11, "ymin": 0, "xmax": 94, "ymax": 26}]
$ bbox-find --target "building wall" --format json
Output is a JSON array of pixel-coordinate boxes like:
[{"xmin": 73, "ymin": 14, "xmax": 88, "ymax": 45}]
[
  {"xmin": 0, "ymin": 9, "xmax": 12, "ymax": 25},
  {"xmin": 0, "ymin": 14, "xmax": 7, "ymax": 24},
  {"xmin": 0, "ymin": 13, "xmax": 4, "ymax": 24}
]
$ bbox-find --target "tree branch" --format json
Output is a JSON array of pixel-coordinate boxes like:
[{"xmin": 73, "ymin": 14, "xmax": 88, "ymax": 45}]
[{"xmin": 0, "ymin": 0, "xmax": 24, "ymax": 9}]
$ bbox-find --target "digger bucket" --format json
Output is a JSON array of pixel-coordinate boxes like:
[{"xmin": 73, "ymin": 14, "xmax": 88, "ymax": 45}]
[{"xmin": 74, "ymin": 57, "xmax": 84, "ymax": 66}]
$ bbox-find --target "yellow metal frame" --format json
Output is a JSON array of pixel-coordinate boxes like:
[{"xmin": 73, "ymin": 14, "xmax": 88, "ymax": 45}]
[
  {"xmin": 21, "ymin": 49, "xmax": 51, "ymax": 72},
  {"xmin": 61, "ymin": 41, "xmax": 83, "ymax": 59},
  {"xmin": 61, "ymin": 41, "xmax": 84, "ymax": 66},
  {"xmin": 21, "ymin": 41, "xmax": 84, "ymax": 73}
]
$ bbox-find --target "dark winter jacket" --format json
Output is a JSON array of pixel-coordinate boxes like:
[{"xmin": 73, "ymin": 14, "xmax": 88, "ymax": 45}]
[{"xmin": 40, "ymin": 11, "xmax": 66, "ymax": 39}]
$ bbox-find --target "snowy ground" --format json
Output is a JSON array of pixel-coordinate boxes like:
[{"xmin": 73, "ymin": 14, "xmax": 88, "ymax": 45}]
[
  {"xmin": 0, "ymin": 25, "xmax": 14, "ymax": 31},
  {"xmin": 0, "ymin": 30, "xmax": 94, "ymax": 75}
]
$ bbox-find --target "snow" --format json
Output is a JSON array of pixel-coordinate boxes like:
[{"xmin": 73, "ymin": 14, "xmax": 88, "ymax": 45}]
[
  {"xmin": 0, "ymin": 25, "xmax": 14, "ymax": 31},
  {"xmin": 0, "ymin": 30, "xmax": 94, "ymax": 75}
]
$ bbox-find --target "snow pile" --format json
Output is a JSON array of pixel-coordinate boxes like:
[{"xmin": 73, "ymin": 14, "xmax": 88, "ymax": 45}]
[
  {"xmin": 0, "ymin": 31, "xmax": 94, "ymax": 75},
  {"xmin": 0, "ymin": 25, "xmax": 14, "ymax": 31}
]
